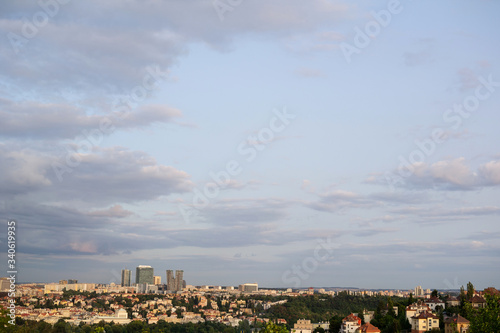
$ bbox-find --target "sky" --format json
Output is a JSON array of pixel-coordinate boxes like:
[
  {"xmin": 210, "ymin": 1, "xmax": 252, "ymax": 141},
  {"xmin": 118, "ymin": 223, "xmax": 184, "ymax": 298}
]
[{"xmin": 0, "ymin": 0, "xmax": 499, "ymax": 290}]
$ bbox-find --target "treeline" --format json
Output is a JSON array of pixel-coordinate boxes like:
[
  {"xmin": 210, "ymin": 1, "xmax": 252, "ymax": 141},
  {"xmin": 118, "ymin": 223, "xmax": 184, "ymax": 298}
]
[
  {"xmin": 1, "ymin": 317, "xmax": 240, "ymax": 333},
  {"xmin": 265, "ymin": 292, "xmax": 407, "ymax": 326}
]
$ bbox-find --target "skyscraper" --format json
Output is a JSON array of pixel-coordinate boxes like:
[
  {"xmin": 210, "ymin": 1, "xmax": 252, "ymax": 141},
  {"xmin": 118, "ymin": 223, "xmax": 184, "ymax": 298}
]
[
  {"xmin": 175, "ymin": 270, "xmax": 184, "ymax": 291},
  {"xmin": 121, "ymin": 269, "xmax": 131, "ymax": 287},
  {"xmin": 166, "ymin": 269, "xmax": 184, "ymax": 291},
  {"xmin": 136, "ymin": 265, "xmax": 154, "ymax": 285}
]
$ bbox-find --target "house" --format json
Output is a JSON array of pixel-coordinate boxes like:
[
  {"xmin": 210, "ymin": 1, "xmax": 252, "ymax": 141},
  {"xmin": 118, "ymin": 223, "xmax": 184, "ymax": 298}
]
[
  {"xmin": 356, "ymin": 323, "xmax": 381, "ymax": 333},
  {"xmin": 405, "ymin": 302, "xmax": 433, "ymax": 322},
  {"xmin": 444, "ymin": 315, "xmax": 470, "ymax": 333},
  {"xmin": 340, "ymin": 313, "xmax": 362, "ymax": 333},
  {"xmin": 469, "ymin": 295, "xmax": 486, "ymax": 309},
  {"xmin": 425, "ymin": 297, "xmax": 446, "ymax": 311},
  {"xmin": 411, "ymin": 312, "xmax": 440, "ymax": 333},
  {"xmin": 446, "ymin": 296, "xmax": 460, "ymax": 307}
]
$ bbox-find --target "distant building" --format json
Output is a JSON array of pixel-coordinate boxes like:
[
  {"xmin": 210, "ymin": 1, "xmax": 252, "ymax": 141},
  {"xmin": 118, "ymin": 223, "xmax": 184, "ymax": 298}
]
[
  {"xmin": 175, "ymin": 270, "xmax": 184, "ymax": 291},
  {"xmin": 239, "ymin": 283, "xmax": 258, "ymax": 292},
  {"xmin": 166, "ymin": 269, "xmax": 184, "ymax": 291},
  {"xmin": 414, "ymin": 286, "xmax": 424, "ymax": 297},
  {"xmin": 59, "ymin": 280, "xmax": 68, "ymax": 285},
  {"xmin": 121, "ymin": 269, "xmax": 131, "ymax": 287},
  {"xmin": 0, "ymin": 278, "xmax": 10, "ymax": 291},
  {"xmin": 136, "ymin": 265, "xmax": 154, "ymax": 285},
  {"xmin": 154, "ymin": 276, "xmax": 161, "ymax": 285}
]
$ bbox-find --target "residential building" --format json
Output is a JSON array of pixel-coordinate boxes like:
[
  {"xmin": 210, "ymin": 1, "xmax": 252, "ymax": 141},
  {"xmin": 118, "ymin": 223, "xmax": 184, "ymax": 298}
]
[
  {"xmin": 414, "ymin": 286, "xmax": 424, "ymax": 297},
  {"xmin": 340, "ymin": 313, "xmax": 361, "ymax": 333},
  {"xmin": 136, "ymin": 265, "xmax": 154, "ymax": 285},
  {"xmin": 446, "ymin": 296, "xmax": 460, "ymax": 307},
  {"xmin": 121, "ymin": 269, "xmax": 131, "ymax": 287},
  {"xmin": 469, "ymin": 295, "xmax": 486, "ymax": 309},
  {"xmin": 406, "ymin": 302, "xmax": 432, "ymax": 322},
  {"xmin": 154, "ymin": 276, "xmax": 161, "ymax": 285},
  {"xmin": 411, "ymin": 312, "xmax": 439, "ymax": 333},
  {"xmin": 444, "ymin": 315, "xmax": 470, "ymax": 333},
  {"xmin": 425, "ymin": 297, "xmax": 446, "ymax": 311}
]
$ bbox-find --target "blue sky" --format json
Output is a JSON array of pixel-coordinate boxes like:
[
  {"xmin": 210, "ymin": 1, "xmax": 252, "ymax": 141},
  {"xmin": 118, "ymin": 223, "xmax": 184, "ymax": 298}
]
[{"xmin": 0, "ymin": 0, "xmax": 499, "ymax": 290}]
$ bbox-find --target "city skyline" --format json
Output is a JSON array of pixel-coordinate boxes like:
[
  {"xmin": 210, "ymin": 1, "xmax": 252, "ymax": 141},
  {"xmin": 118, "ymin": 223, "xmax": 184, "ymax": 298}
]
[{"xmin": 0, "ymin": 1, "xmax": 499, "ymax": 290}]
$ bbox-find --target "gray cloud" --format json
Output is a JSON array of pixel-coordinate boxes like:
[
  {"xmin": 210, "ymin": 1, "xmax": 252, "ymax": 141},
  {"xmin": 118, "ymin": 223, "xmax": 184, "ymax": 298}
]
[{"xmin": 0, "ymin": 99, "xmax": 182, "ymax": 139}]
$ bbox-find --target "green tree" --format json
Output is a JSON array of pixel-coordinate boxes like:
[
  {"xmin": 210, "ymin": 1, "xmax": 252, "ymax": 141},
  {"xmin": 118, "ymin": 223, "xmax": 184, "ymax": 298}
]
[
  {"xmin": 467, "ymin": 282, "xmax": 475, "ymax": 300},
  {"xmin": 408, "ymin": 293, "xmax": 414, "ymax": 305},
  {"xmin": 262, "ymin": 322, "xmax": 288, "ymax": 333},
  {"xmin": 431, "ymin": 289, "xmax": 438, "ymax": 298},
  {"xmin": 329, "ymin": 315, "xmax": 342, "ymax": 333},
  {"xmin": 465, "ymin": 294, "xmax": 500, "ymax": 333}
]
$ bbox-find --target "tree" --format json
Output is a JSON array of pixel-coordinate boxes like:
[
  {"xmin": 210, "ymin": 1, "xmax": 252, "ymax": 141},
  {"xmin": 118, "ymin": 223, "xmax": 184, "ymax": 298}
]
[
  {"xmin": 313, "ymin": 327, "xmax": 326, "ymax": 333},
  {"xmin": 408, "ymin": 292, "xmax": 414, "ymax": 305},
  {"xmin": 431, "ymin": 289, "xmax": 438, "ymax": 298},
  {"xmin": 262, "ymin": 322, "xmax": 288, "ymax": 333},
  {"xmin": 467, "ymin": 282, "xmax": 475, "ymax": 300},
  {"xmin": 465, "ymin": 294, "xmax": 500, "ymax": 333},
  {"xmin": 329, "ymin": 315, "xmax": 343, "ymax": 333}
]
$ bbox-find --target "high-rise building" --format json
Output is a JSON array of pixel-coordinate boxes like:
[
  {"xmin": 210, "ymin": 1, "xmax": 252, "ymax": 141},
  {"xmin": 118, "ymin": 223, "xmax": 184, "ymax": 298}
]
[
  {"xmin": 121, "ymin": 269, "xmax": 131, "ymax": 287},
  {"xmin": 154, "ymin": 276, "xmax": 161, "ymax": 285},
  {"xmin": 166, "ymin": 269, "xmax": 184, "ymax": 291},
  {"xmin": 166, "ymin": 270, "xmax": 174, "ymax": 290},
  {"xmin": 67, "ymin": 279, "xmax": 78, "ymax": 284},
  {"xmin": 136, "ymin": 265, "xmax": 154, "ymax": 285},
  {"xmin": 175, "ymin": 270, "xmax": 184, "ymax": 291}
]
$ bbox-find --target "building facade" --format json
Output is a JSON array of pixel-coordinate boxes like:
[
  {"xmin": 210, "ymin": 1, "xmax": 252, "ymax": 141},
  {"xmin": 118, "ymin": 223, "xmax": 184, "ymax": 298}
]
[
  {"xmin": 166, "ymin": 269, "xmax": 184, "ymax": 291},
  {"xmin": 121, "ymin": 269, "xmax": 131, "ymax": 287},
  {"xmin": 136, "ymin": 265, "xmax": 154, "ymax": 285}
]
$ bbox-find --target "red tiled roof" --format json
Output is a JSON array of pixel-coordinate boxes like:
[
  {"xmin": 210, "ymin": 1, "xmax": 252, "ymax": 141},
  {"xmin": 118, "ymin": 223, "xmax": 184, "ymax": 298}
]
[
  {"xmin": 358, "ymin": 323, "xmax": 381, "ymax": 333},
  {"xmin": 343, "ymin": 313, "xmax": 362, "ymax": 323}
]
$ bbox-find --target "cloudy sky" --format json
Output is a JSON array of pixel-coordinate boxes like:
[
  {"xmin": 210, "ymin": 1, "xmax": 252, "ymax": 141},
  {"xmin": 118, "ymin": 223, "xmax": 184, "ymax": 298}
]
[{"xmin": 1, "ymin": 0, "xmax": 499, "ymax": 290}]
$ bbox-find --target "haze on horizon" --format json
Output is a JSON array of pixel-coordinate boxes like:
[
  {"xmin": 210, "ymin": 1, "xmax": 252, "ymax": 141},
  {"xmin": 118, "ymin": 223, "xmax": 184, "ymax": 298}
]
[{"xmin": 0, "ymin": 0, "xmax": 499, "ymax": 290}]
